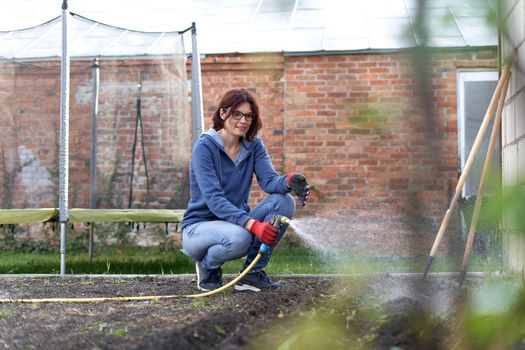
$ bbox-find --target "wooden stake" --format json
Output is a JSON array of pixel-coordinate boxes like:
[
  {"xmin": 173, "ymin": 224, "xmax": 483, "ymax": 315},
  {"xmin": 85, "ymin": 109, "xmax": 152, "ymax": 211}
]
[
  {"xmin": 459, "ymin": 70, "xmax": 511, "ymax": 283},
  {"xmin": 423, "ymin": 58, "xmax": 513, "ymax": 278}
]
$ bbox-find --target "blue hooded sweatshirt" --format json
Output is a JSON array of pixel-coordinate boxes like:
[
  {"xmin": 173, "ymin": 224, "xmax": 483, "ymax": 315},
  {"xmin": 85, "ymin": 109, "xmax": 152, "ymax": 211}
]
[{"xmin": 182, "ymin": 129, "xmax": 289, "ymax": 229}]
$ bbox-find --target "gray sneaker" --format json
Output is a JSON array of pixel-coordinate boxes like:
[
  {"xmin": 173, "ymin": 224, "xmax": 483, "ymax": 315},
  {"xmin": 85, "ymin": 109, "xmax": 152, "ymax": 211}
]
[
  {"xmin": 234, "ymin": 270, "xmax": 281, "ymax": 292},
  {"xmin": 195, "ymin": 262, "xmax": 223, "ymax": 291}
]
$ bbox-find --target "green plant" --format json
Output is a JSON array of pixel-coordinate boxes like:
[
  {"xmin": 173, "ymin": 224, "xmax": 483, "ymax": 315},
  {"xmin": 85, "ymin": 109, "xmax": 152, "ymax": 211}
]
[
  {"xmin": 0, "ymin": 310, "xmax": 12, "ymax": 319},
  {"xmin": 108, "ymin": 327, "xmax": 128, "ymax": 337}
]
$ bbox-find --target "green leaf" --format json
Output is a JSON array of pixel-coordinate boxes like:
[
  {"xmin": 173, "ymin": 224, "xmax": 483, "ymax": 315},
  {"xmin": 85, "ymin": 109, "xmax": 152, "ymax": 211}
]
[
  {"xmin": 109, "ymin": 327, "xmax": 128, "ymax": 337},
  {"xmin": 214, "ymin": 325, "xmax": 226, "ymax": 336}
]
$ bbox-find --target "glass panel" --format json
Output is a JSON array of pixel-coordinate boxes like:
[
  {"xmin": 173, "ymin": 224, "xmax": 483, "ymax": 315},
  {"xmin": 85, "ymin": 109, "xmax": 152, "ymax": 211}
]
[
  {"xmin": 259, "ymin": 0, "xmax": 296, "ymax": 13},
  {"xmin": 218, "ymin": 6, "xmax": 258, "ymax": 23},
  {"xmin": 0, "ymin": 0, "xmax": 497, "ymax": 57},
  {"xmin": 291, "ymin": 9, "xmax": 326, "ymax": 29},
  {"xmin": 366, "ymin": 0, "xmax": 408, "ymax": 18},
  {"xmin": 253, "ymin": 13, "xmax": 292, "ymax": 31},
  {"xmin": 368, "ymin": 18, "xmax": 414, "ymax": 46},
  {"xmin": 462, "ymin": 77, "xmax": 499, "ymax": 198},
  {"xmin": 459, "ymin": 17, "xmax": 498, "ymax": 46},
  {"xmin": 286, "ymin": 29, "xmax": 324, "ymax": 51},
  {"xmin": 298, "ymin": 0, "xmax": 327, "ymax": 10}
]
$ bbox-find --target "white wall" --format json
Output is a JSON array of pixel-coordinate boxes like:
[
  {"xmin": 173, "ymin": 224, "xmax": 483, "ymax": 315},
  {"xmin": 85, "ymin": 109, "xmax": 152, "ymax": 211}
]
[{"xmin": 502, "ymin": 0, "xmax": 525, "ymax": 273}]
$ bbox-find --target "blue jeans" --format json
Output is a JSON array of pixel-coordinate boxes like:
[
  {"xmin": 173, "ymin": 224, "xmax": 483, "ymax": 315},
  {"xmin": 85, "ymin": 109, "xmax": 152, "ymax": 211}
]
[{"xmin": 182, "ymin": 193, "xmax": 295, "ymax": 272}]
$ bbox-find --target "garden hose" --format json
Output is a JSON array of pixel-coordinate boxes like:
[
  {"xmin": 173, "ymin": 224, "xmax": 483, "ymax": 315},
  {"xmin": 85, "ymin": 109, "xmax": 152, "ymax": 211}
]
[{"xmin": 0, "ymin": 215, "xmax": 290, "ymax": 304}]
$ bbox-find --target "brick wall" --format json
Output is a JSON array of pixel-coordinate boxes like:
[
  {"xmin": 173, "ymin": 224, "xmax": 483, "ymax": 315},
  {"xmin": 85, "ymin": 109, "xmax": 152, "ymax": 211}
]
[
  {"xmin": 199, "ymin": 49, "xmax": 497, "ymax": 255},
  {"xmin": 285, "ymin": 51, "xmax": 496, "ymax": 255},
  {"xmin": 0, "ymin": 48, "xmax": 497, "ymax": 256}
]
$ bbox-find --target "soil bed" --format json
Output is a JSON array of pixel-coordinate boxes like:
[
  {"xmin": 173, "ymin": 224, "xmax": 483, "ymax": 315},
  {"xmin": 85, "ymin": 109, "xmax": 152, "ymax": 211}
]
[{"xmin": 0, "ymin": 274, "xmax": 475, "ymax": 349}]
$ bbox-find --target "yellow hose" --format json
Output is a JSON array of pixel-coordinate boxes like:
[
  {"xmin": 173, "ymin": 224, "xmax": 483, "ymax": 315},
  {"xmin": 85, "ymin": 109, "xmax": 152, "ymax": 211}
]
[{"xmin": 0, "ymin": 253, "xmax": 262, "ymax": 303}]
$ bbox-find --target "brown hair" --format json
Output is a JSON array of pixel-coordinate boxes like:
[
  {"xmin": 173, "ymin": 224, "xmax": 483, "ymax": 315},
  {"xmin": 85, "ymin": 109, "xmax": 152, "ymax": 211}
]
[{"xmin": 212, "ymin": 89, "xmax": 262, "ymax": 142}]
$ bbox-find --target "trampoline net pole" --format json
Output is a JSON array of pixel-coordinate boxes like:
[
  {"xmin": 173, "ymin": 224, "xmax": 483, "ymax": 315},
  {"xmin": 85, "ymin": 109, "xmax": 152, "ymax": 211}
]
[
  {"xmin": 88, "ymin": 58, "xmax": 100, "ymax": 264},
  {"xmin": 59, "ymin": 0, "xmax": 70, "ymax": 275},
  {"xmin": 191, "ymin": 22, "xmax": 204, "ymax": 147},
  {"xmin": 90, "ymin": 58, "xmax": 99, "ymax": 211}
]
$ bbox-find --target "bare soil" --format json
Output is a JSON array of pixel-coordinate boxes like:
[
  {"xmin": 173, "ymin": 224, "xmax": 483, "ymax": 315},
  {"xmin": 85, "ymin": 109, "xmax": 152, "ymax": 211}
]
[
  {"xmin": 0, "ymin": 275, "xmax": 332, "ymax": 349},
  {"xmin": 0, "ymin": 274, "xmax": 471, "ymax": 349}
]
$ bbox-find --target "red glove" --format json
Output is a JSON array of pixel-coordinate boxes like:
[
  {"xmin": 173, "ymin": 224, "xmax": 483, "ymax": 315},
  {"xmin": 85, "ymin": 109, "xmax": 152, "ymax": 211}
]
[{"xmin": 249, "ymin": 220, "xmax": 278, "ymax": 245}]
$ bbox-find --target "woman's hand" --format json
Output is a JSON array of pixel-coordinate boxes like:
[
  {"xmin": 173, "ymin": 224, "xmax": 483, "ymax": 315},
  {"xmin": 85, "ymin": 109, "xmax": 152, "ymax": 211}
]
[
  {"xmin": 247, "ymin": 220, "xmax": 278, "ymax": 245},
  {"xmin": 287, "ymin": 173, "xmax": 310, "ymax": 206}
]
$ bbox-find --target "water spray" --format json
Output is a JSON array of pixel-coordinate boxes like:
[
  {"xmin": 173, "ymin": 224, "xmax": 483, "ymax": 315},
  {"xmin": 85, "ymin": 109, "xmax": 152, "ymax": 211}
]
[{"xmin": 0, "ymin": 215, "xmax": 291, "ymax": 304}]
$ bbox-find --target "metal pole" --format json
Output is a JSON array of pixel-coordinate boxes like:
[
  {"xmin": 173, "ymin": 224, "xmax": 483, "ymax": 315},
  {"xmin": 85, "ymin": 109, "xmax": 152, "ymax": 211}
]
[
  {"xmin": 59, "ymin": 0, "xmax": 70, "ymax": 275},
  {"xmin": 191, "ymin": 22, "xmax": 204, "ymax": 147},
  {"xmin": 88, "ymin": 58, "xmax": 100, "ymax": 263}
]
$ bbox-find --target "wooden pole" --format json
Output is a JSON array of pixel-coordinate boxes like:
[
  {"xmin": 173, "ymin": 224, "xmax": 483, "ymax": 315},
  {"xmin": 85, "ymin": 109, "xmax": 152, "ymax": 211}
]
[
  {"xmin": 423, "ymin": 58, "xmax": 513, "ymax": 278},
  {"xmin": 459, "ymin": 70, "xmax": 511, "ymax": 283}
]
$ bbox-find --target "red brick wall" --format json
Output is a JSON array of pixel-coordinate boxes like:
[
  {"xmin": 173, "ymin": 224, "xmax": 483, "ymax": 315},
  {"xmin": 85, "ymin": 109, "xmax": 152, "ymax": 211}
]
[
  {"xmin": 288, "ymin": 50, "xmax": 495, "ymax": 255},
  {"xmin": 0, "ymin": 49, "xmax": 497, "ymax": 255},
  {"xmin": 199, "ymin": 50, "xmax": 497, "ymax": 255}
]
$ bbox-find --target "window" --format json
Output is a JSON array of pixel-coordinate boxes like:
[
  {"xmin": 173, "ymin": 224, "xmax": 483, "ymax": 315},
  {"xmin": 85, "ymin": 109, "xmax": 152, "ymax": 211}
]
[{"xmin": 457, "ymin": 70, "xmax": 499, "ymax": 199}]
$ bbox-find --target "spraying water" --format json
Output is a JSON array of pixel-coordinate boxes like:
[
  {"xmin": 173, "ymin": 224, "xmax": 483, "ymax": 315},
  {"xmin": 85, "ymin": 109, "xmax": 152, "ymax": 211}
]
[
  {"xmin": 286, "ymin": 217, "xmax": 350, "ymax": 270},
  {"xmin": 286, "ymin": 214, "xmax": 399, "ymax": 273},
  {"xmin": 288, "ymin": 219, "xmax": 328, "ymax": 252},
  {"xmin": 287, "ymin": 216, "xmax": 354, "ymax": 253}
]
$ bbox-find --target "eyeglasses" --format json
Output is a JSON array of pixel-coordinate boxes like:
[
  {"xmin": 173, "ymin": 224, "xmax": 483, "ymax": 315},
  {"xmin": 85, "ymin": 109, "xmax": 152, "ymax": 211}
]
[{"xmin": 230, "ymin": 110, "xmax": 255, "ymax": 121}]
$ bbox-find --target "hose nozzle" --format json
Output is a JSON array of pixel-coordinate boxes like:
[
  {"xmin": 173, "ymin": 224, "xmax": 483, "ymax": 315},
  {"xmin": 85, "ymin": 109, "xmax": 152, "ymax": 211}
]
[
  {"xmin": 259, "ymin": 215, "xmax": 291, "ymax": 253},
  {"xmin": 272, "ymin": 214, "xmax": 290, "ymax": 226}
]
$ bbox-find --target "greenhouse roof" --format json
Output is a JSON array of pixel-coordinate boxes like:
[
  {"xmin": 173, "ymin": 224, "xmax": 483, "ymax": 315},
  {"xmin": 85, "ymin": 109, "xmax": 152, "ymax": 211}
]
[{"xmin": 0, "ymin": 0, "xmax": 497, "ymax": 59}]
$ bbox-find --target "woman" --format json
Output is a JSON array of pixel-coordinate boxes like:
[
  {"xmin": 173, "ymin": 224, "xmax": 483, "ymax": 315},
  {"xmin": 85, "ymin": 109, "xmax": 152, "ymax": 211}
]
[{"xmin": 181, "ymin": 89, "xmax": 310, "ymax": 292}]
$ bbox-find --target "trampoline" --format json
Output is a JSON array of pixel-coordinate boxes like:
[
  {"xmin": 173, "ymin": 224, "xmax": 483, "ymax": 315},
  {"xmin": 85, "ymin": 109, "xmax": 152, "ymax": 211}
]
[{"xmin": 0, "ymin": 1, "xmax": 203, "ymax": 274}]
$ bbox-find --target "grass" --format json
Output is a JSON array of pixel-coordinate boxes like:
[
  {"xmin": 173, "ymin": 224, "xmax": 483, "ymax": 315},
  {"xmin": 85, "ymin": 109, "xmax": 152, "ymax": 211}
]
[
  {"xmin": 0, "ymin": 246, "xmax": 502, "ymax": 275},
  {"xmin": 0, "ymin": 248, "xmax": 193, "ymax": 275}
]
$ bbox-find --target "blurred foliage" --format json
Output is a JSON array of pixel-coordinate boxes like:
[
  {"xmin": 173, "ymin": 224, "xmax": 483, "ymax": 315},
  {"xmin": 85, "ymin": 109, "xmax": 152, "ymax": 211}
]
[
  {"xmin": 345, "ymin": 100, "xmax": 398, "ymax": 135},
  {"xmin": 251, "ymin": 278, "xmax": 525, "ymax": 349},
  {"xmin": 252, "ymin": 278, "xmax": 448, "ymax": 350},
  {"xmin": 251, "ymin": 278, "xmax": 383, "ymax": 349},
  {"xmin": 0, "ymin": 221, "xmax": 171, "ymax": 253},
  {"xmin": 485, "ymin": 184, "xmax": 525, "ymax": 233},
  {"xmin": 453, "ymin": 281, "xmax": 525, "ymax": 349},
  {"xmin": 0, "ymin": 223, "xmax": 58, "ymax": 252}
]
